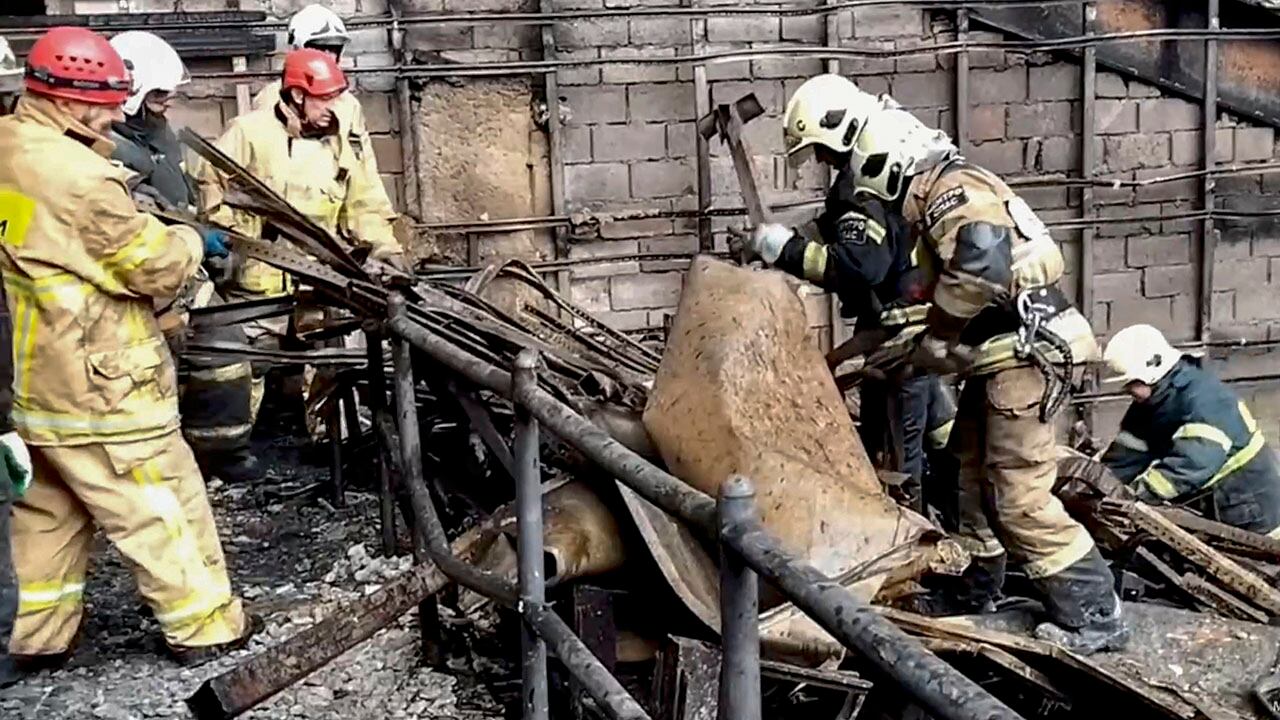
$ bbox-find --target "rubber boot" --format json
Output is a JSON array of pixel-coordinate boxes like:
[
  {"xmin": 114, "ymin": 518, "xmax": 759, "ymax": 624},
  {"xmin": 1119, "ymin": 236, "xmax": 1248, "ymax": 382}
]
[
  {"xmin": 1031, "ymin": 547, "xmax": 1130, "ymax": 655},
  {"xmin": 211, "ymin": 450, "xmax": 263, "ymax": 484},
  {"xmin": 166, "ymin": 614, "xmax": 264, "ymax": 668},
  {"xmin": 0, "ymin": 656, "xmax": 19, "ymax": 689}
]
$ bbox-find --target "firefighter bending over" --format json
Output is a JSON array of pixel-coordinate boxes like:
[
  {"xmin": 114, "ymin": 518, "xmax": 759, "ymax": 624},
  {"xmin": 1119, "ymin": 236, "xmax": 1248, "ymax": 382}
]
[
  {"xmin": 1102, "ymin": 324, "xmax": 1280, "ymax": 534},
  {"xmin": 736, "ymin": 73, "xmax": 958, "ymax": 517},
  {"xmin": 749, "ymin": 74, "xmax": 1127, "ymax": 655},
  {"xmin": 0, "ymin": 27, "xmax": 253, "ymax": 670},
  {"xmin": 108, "ymin": 31, "xmax": 260, "ymax": 484}
]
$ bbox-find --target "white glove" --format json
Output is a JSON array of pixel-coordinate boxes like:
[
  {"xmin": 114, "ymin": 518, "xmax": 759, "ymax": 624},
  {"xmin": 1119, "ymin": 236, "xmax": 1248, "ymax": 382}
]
[
  {"xmin": 0, "ymin": 430, "xmax": 32, "ymax": 496},
  {"xmin": 749, "ymin": 223, "xmax": 794, "ymax": 265}
]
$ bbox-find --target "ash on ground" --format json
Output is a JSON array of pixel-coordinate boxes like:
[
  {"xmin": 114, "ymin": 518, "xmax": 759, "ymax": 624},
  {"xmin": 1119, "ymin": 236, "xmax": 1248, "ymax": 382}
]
[{"xmin": 0, "ymin": 400, "xmax": 506, "ymax": 720}]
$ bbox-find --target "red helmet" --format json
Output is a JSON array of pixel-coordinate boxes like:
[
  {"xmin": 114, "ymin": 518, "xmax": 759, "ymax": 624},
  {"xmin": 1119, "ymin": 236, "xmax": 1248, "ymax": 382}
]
[
  {"xmin": 281, "ymin": 48, "xmax": 347, "ymax": 98},
  {"xmin": 25, "ymin": 26, "xmax": 131, "ymax": 106}
]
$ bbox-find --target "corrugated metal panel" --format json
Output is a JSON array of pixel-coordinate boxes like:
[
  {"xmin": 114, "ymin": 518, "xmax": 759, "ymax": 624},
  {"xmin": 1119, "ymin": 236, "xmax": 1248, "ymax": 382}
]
[{"xmin": 974, "ymin": 0, "xmax": 1280, "ymax": 128}]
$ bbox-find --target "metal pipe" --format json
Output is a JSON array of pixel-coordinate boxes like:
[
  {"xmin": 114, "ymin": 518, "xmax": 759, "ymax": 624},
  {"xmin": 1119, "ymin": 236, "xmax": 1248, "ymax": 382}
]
[
  {"xmin": 720, "ymin": 518, "xmax": 1025, "ymax": 720},
  {"xmin": 514, "ymin": 350, "xmax": 550, "ymax": 720},
  {"xmin": 386, "ymin": 306, "xmax": 1024, "ymax": 718},
  {"xmin": 717, "ymin": 476, "xmax": 761, "ymax": 720},
  {"xmin": 955, "ymin": 8, "xmax": 970, "ymax": 152},
  {"xmin": 1200, "ymin": 0, "xmax": 1220, "ymax": 342},
  {"xmin": 523, "ymin": 602, "xmax": 652, "ymax": 720},
  {"xmin": 327, "ymin": 398, "xmax": 346, "ymax": 508},
  {"xmin": 366, "ymin": 329, "xmax": 397, "ymax": 556}
]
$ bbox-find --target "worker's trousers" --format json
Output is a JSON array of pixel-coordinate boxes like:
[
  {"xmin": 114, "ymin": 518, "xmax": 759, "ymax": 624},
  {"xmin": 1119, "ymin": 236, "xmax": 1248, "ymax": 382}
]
[
  {"xmin": 8, "ymin": 431, "xmax": 248, "ymax": 656},
  {"xmin": 0, "ymin": 469, "xmax": 15, "ymax": 665},
  {"xmin": 951, "ymin": 365, "xmax": 1118, "ymax": 629}
]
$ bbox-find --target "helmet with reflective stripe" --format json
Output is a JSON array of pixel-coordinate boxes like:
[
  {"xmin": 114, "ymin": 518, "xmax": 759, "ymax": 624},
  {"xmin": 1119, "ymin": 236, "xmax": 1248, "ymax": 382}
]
[
  {"xmin": 848, "ymin": 105, "xmax": 958, "ymax": 201},
  {"xmin": 110, "ymin": 31, "xmax": 190, "ymax": 117},
  {"xmin": 1103, "ymin": 324, "xmax": 1182, "ymax": 386},
  {"xmin": 25, "ymin": 26, "xmax": 132, "ymax": 106},
  {"xmin": 287, "ymin": 4, "xmax": 350, "ymax": 51},
  {"xmin": 783, "ymin": 74, "xmax": 881, "ymax": 162},
  {"xmin": 281, "ymin": 48, "xmax": 348, "ymax": 98}
]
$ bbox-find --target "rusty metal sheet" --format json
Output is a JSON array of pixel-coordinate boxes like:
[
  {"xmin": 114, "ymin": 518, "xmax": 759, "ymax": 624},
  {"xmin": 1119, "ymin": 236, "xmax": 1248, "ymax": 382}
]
[
  {"xmin": 974, "ymin": 0, "xmax": 1280, "ymax": 127},
  {"xmin": 629, "ymin": 258, "xmax": 956, "ymax": 662}
]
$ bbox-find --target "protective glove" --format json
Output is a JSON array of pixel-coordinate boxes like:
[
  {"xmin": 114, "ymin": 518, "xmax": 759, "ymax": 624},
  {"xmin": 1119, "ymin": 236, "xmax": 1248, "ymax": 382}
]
[
  {"xmin": 0, "ymin": 430, "xmax": 32, "ymax": 498},
  {"xmin": 728, "ymin": 222, "xmax": 793, "ymax": 265},
  {"xmin": 202, "ymin": 228, "xmax": 230, "ymax": 259},
  {"xmin": 908, "ymin": 334, "xmax": 975, "ymax": 377}
]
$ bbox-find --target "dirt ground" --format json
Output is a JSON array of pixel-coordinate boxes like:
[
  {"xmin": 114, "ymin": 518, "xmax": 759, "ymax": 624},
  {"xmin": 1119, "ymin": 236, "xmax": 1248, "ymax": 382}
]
[{"xmin": 0, "ymin": 403, "xmax": 507, "ymax": 720}]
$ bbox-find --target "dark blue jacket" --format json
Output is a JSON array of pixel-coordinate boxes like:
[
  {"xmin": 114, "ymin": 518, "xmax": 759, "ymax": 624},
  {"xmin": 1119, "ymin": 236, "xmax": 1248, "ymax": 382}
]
[{"xmin": 1102, "ymin": 358, "xmax": 1280, "ymax": 534}]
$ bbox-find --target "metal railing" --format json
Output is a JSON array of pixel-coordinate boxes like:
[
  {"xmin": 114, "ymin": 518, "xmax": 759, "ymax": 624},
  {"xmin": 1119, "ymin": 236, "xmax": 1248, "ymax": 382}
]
[{"xmin": 378, "ymin": 292, "xmax": 1027, "ymax": 720}]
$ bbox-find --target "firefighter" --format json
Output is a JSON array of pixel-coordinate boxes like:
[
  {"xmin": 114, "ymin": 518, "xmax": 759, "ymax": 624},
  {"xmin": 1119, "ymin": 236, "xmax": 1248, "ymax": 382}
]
[
  {"xmin": 0, "ymin": 27, "xmax": 253, "ymax": 667},
  {"xmin": 764, "ymin": 74, "xmax": 1127, "ymax": 654},
  {"xmin": 108, "ymin": 31, "xmax": 261, "ymax": 484},
  {"xmin": 1101, "ymin": 324, "xmax": 1280, "ymax": 534},
  {"xmin": 735, "ymin": 74, "xmax": 957, "ymax": 515},
  {"xmin": 197, "ymin": 48, "xmax": 406, "ymax": 436},
  {"xmin": 0, "ymin": 34, "xmax": 33, "ymax": 689}
]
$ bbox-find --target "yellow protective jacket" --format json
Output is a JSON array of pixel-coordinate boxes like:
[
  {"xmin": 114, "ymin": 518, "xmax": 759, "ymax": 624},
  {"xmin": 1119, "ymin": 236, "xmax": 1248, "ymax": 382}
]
[
  {"xmin": 197, "ymin": 100, "xmax": 400, "ymax": 296},
  {"xmin": 0, "ymin": 96, "xmax": 203, "ymax": 446},
  {"xmin": 902, "ymin": 160, "xmax": 1099, "ymax": 376}
]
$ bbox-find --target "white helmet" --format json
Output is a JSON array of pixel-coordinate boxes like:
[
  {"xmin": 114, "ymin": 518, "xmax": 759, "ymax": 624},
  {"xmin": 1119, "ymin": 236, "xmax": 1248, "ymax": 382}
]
[
  {"xmin": 110, "ymin": 31, "xmax": 189, "ymax": 117},
  {"xmin": 0, "ymin": 37, "xmax": 20, "ymax": 92},
  {"xmin": 1103, "ymin": 324, "xmax": 1182, "ymax": 386},
  {"xmin": 848, "ymin": 107, "xmax": 958, "ymax": 201},
  {"xmin": 287, "ymin": 4, "xmax": 350, "ymax": 51},
  {"xmin": 783, "ymin": 74, "xmax": 882, "ymax": 164}
]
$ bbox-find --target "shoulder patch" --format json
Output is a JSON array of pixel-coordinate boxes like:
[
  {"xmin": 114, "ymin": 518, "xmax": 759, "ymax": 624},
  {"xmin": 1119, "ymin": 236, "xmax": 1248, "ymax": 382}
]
[
  {"xmin": 836, "ymin": 213, "xmax": 869, "ymax": 245},
  {"xmin": 924, "ymin": 185, "xmax": 968, "ymax": 228}
]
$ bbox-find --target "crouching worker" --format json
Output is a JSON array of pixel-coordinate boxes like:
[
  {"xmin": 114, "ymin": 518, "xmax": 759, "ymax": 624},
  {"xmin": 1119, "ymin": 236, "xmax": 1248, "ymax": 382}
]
[
  {"xmin": 0, "ymin": 36, "xmax": 34, "ymax": 689},
  {"xmin": 1102, "ymin": 324, "xmax": 1280, "ymax": 535},
  {"xmin": 0, "ymin": 27, "xmax": 254, "ymax": 669},
  {"xmin": 108, "ymin": 31, "xmax": 260, "ymax": 484}
]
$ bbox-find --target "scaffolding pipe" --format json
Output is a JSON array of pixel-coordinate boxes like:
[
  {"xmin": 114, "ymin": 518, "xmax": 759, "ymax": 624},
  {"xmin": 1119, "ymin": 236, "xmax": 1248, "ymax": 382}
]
[
  {"xmin": 514, "ymin": 350, "xmax": 550, "ymax": 720},
  {"xmin": 717, "ymin": 476, "xmax": 762, "ymax": 720}
]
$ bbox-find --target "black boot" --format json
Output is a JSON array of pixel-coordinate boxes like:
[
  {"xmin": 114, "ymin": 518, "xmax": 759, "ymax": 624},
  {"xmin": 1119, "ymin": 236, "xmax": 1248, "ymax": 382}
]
[
  {"xmin": 0, "ymin": 656, "xmax": 20, "ymax": 689},
  {"xmin": 1031, "ymin": 547, "xmax": 1130, "ymax": 655},
  {"xmin": 904, "ymin": 554, "xmax": 1006, "ymax": 616},
  {"xmin": 212, "ymin": 451, "xmax": 263, "ymax": 484}
]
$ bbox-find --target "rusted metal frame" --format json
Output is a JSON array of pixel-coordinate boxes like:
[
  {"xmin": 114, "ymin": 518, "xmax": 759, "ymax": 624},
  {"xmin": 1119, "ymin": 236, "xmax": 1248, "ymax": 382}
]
[
  {"xmin": 367, "ymin": 329, "xmax": 397, "ymax": 556},
  {"xmin": 389, "ymin": 5, "xmax": 421, "ymax": 222},
  {"xmin": 327, "ymin": 395, "xmax": 347, "ymax": 508},
  {"xmin": 450, "ymin": 383, "xmax": 517, "ymax": 478},
  {"xmin": 1158, "ymin": 506, "xmax": 1280, "ymax": 559},
  {"xmin": 954, "ymin": 9, "xmax": 970, "ymax": 151},
  {"xmin": 539, "ymin": 0, "xmax": 571, "ymax": 300},
  {"xmin": 1079, "ymin": 2, "xmax": 1098, "ymax": 434},
  {"xmin": 1180, "ymin": 572, "xmax": 1270, "ymax": 623},
  {"xmin": 569, "ymin": 585, "xmax": 618, "ymax": 720},
  {"xmin": 1200, "ymin": 0, "xmax": 1220, "ymax": 342},
  {"xmin": 717, "ymin": 476, "xmax": 762, "ymax": 720},
  {"xmin": 388, "ymin": 299, "xmax": 651, "ymax": 720},
  {"xmin": 1126, "ymin": 501, "xmax": 1280, "ymax": 616},
  {"xmin": 387, "ymin": 300, "xmax": 1022, "ymax": 719},
  {"xmin": 514, "ymin": 350, "xmax": 550, "ymax": 720},
  {"xmin": 693, "ymin": 6, "xmax": 713, "ymax": 252}
]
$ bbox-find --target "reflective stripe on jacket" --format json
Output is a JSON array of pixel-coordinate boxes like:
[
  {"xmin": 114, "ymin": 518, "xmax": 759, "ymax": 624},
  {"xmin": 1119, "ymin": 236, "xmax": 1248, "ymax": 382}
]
[
  {"xmin": 1102, "ymin": 358, "xmax": 1280, "ymax": 513},
  {"xmin": 0, "ymin": 96, "xmax": 202, "ymax": 445},
  {"xmin": 196, "ymin": 101, "xmax": 400, "ymax": 296}
]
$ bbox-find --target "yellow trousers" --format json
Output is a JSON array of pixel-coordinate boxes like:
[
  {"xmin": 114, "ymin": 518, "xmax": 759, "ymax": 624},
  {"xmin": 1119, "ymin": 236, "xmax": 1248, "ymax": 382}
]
[{"xmin": 9, "ymin": 431, "xmax": 248, "ymax": 656}]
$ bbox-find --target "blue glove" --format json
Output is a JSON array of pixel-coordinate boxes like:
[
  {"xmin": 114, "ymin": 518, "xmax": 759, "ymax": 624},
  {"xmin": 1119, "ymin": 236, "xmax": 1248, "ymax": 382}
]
[{"xmin": 202, "ymin": 228, "xmax": 230, "ymax": 259}]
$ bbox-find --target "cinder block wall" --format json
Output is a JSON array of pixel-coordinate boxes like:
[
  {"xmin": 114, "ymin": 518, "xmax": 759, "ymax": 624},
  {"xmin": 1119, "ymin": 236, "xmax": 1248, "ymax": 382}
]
[{"xmin": 43, "ymin": 0, "xmax": 1280, "ymax": 439}]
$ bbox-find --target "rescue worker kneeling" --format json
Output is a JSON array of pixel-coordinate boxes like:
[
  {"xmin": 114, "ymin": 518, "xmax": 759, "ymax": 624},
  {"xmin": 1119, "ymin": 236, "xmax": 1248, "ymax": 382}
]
[
  {"xmin": 1102, "ymin": 324, "xmax": 1280, "ymax": 534},
  {"xmin": 108, "ymin": 30, "xmax": 260, "ymax": 484},
  {"xmin": 750, "ymin": 74, "xmax": 1127, "ymax": 654},
  {"xmin": 0, "ymin": 27, "xmax": 253, "ymax": 666},
  {"xmin": 198, "ymin": 48, "xmax": 406, "ymax": 437}
]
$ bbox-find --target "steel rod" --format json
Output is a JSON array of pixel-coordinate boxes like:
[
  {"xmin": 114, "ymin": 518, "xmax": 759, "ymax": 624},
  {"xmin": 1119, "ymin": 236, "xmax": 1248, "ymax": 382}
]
[
  {"xmin": 955, "ymin": 9, "xmax": 970, "ymax": 152},
  {"xmin": 514, "ymin": 350, "xmax": 550, "ymax": 720},
  {"xmin": 327, "ymin": 398, "xmax": 346, "ymax": 508},
  {"xmin": 717, "ymin": 476, "xmax": 761, "ymax": 720},
  {"xmin": 367, "ymin": 329, "xmax": 397, "ymax": 557},
  {"xmin": 1200, "ymin": 0, "xmax": 1220, "ymax": 342},
  {"xmin": 720, "ymin": 518, "xmax": 1024, "ymax": 720}
]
